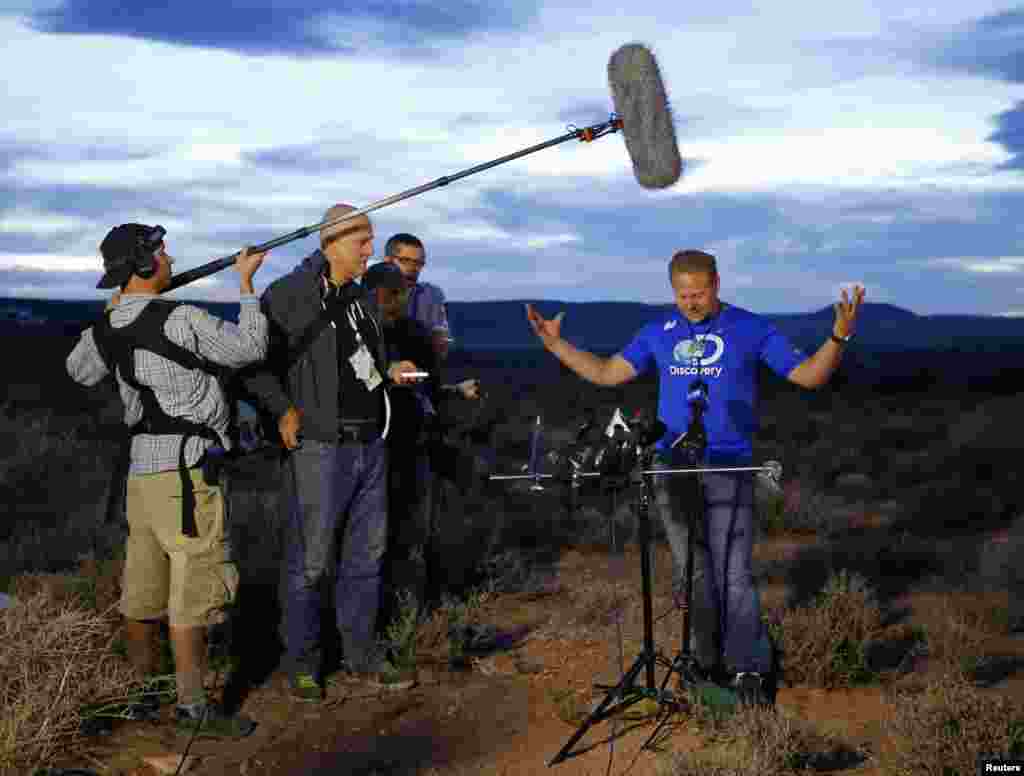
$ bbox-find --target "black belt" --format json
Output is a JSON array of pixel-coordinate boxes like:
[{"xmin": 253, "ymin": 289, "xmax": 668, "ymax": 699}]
[{"xmin": 337, "ymin": 421, "xmax": 380, "ymax": 444}]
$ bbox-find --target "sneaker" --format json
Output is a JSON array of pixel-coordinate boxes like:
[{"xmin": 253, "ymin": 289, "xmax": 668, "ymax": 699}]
[
  {"xmin": 175, "ymin": 703, "xmax": 256, "ymax": 738},
  {"xmin": 123, "ymin": 692, "xmax": 163, "ymax": 721},
  {"xmin": 732, "ymin": 672, "xmax": 770, "ymax": 708},
  {"xmin": 290, "ymin": 672, "xmax": 325, "ymax": 703}
]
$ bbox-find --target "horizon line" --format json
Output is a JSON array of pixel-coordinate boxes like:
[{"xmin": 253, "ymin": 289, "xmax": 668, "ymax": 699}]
[{"xmin": 0, "ymin": 295, "xmax": 1004, "ymax": 319}]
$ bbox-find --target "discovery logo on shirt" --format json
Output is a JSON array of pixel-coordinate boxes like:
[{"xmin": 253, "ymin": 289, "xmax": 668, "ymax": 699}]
[{"xmin": 669, "ymin": 334, "xmax": 725, "ymax": 377}]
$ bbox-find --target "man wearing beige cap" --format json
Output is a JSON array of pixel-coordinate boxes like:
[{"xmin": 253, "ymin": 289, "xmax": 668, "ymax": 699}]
[{"xmin": 242, "ymin": 205, "xmax": 422, "ymax": 701}]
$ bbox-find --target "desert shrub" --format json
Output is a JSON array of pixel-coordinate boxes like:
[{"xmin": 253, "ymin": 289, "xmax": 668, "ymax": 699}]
[
  {"xmin": 424, "ymin": 586, "xmax": 493, "ymax": 667},
  {"xmin": 0, "ymin": 408, "xmax": 116, "ymax": 576},
  {"xmin": 773, "ymin": 479, "xmax": 843, "ymax": 536},
  {"xmin": 912, "ymin": 595, "xmax": 996, "ymax": 680},
  {"xmin": 771, "ymin": 570, "xmax": 883, "ymax": 687},
  {"xmin": 476, "ymin": 549, "xmax": 558, "ymax": 596},
  {"xmin": 381, "ymin": 588, "xmax": 420, "ymax": 672},
  {"xmin": 947, "ymin": 395, "xmax": 1022, "ymax": 452},
  {"xmin": 755, "ymin": 489, "xmax": 787, "ymax": 536},
  {"xmin": 0, "ymin": 576, "xmax": 144, "ymax": 775},
  {"xmin": 886, "ymin": 672, "xmax": 1024, "ymax": 776},
  {"xmin": 660, "ymin": 705, "xmax": 863, "ymax": 776}
]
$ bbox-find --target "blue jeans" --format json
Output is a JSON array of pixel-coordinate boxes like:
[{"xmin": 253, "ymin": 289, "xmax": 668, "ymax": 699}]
[
  {"xmin": 279, "ymin": 438, "xmax": 388, "ymax": 674},
  {"xmin": 651, "ymin": 450, "xmax": 772, "ymax": 674}
]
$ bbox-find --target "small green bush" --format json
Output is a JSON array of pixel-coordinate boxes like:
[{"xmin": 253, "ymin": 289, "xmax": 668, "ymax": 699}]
[{"xmin": 771, "ymin": 570, "xmax": 882, "ymax": 688}]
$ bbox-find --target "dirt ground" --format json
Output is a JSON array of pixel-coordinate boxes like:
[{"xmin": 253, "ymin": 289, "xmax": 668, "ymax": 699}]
[{"xmin": 74, "ymin": 531, "xmax": 1024, "ymax": 776}]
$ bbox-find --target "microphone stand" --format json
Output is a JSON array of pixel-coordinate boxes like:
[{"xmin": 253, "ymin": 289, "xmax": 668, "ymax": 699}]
[
  {"xmin": 548, "ymin": 437, "xmax": 680, "ymax": 767},
  {"xmin": 486, "ymin": 407, "xmax": 783, "ymax": 768}
]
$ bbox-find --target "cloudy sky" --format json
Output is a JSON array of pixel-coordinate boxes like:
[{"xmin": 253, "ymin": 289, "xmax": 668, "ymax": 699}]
[{"xmin": 1, "ymin": 1, "xmax": 1023, "ymax": 315}]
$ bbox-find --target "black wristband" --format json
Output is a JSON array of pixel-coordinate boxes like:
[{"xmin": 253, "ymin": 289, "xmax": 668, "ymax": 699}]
[{"xmin": 830, "ymin": 334, "xmax": 849, "ymax": 345}]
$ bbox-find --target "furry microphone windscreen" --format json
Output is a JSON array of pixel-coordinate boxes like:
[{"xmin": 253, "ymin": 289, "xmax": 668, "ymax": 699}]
[{"xmin": 608, "ymin": 43, "xmax": 683, "ymax": 189}]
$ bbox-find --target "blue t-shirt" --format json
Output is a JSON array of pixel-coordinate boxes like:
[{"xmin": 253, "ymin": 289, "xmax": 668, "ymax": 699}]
[{"xmin": 620, "ymin": 303, "xmax": 806, "ymax": 464}]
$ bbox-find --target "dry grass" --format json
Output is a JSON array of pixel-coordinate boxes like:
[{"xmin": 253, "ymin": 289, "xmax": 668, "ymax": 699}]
[
  {"xmin": 659, "ymin": 704, "xmax": 862, "ymax": 776},
  {"xmin": 570, "ymin": 581, "xmax": 631, "ymax": 629},
  {"xmin": 0, "ymin": 574, "xmax": 144, "ymax": 775},
  {"xmin": 2, "ymin": 362, "xmax": 1021, "ymax": 774},
  {"xmin": 885, "ymin": 671, "xmax": 1024, "ymax": 775},
  {"xmin": 770, "ymin": 570, "xmax": 884, "ymax": 688},
  {"xmin": 923, "ymin": 604, "xmax": 988, "ymax": 676}
]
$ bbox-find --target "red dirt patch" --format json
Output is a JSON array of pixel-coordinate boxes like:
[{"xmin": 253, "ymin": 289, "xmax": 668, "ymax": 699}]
[{"xmin": 70, "ymin": 540, "xmax": 1024, "ymax": 776}]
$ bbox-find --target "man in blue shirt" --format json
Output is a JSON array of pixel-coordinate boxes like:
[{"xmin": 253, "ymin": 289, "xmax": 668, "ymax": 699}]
[
  {"xmin": 384, "ymin": 233, "xmax": 452, "ymax": 361},
  {"xmin": 526, "ymin": 249, "xmax": 864, "ymax": 705}
]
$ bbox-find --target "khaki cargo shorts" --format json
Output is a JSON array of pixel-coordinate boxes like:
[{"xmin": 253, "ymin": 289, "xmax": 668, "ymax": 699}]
[{"xmin": 120, "ymin": 467, "xmax": 239, "ymax": 627}]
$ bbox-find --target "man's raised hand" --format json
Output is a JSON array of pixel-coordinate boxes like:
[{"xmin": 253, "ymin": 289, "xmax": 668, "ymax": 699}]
[
  {"xmin": 235, "ymin": 245, "xmax": 268, "ymax": 295},
  {"xmin": 833, "ymin": 284, "xmax": 866, "ymax": 339},
  {"xmin": 525, "ymin": 304, "xmax": 565, "ymax": 349}
]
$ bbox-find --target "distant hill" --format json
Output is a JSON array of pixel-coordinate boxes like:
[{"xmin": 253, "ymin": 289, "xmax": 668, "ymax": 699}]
[
  {"xmin": 5, "ymin": 296, "xmax": 1024, "ymax": 350},
  {"xmin": 4, "ymin": 297, "xmax": 1024, "ymax": 392},
  {"xmin": 449, "ymin": 299, "xmax": 1024, "ymax": 353}
]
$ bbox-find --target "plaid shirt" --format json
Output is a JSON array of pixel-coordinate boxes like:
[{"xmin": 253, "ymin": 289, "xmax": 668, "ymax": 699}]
[{"xmin": 66, "ymin": 294, "xmax": 268, "ymax": 475}]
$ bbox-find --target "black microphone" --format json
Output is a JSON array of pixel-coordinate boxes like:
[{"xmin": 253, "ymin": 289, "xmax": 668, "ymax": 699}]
[
  {"xmin": 687, "ymin": 379, "xmax": 709, "ymax": 408},
  {"xmin": 638, "ymin": 419, "xmax": 667, "ymax": 448},
  {"xmin": 575, "ymin": 408, "xmax": 597, "ymax": 443},
  {"xmin": 671, "ymin": 380, "xmax": 708, "ymax": 453}
]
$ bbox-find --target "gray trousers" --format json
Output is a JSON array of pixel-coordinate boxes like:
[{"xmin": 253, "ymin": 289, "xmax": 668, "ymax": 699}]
[
  {"xmin": 279, "ymin": 438, "xmax": 388, "ymax": 674},
  {"xmin": 651, "ymin": 452, "xmax": 772, "ymax": 674}
]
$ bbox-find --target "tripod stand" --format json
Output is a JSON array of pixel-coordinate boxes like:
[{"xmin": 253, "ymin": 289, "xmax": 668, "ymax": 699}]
[
  {"xmin": 548, "ymin": 442, "xmax": 681, "ymax": 766},
  {"xmin": 485, "ymin": 408, "xmax": 782, "ymax": 767},
  {"xmin": 548, "ymin": 450, "xmax": 781, "ymax": 766}
]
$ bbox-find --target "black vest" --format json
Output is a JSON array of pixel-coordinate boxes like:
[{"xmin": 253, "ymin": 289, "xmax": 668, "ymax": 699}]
[{"xmin": 92, "ymin": 299, "xmax": 223, "ymax": 536}]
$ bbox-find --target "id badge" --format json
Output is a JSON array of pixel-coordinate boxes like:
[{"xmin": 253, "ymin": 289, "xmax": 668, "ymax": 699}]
[{"xmin": 349, "ymin": 343, "xmax": 382, "ymax": 391}]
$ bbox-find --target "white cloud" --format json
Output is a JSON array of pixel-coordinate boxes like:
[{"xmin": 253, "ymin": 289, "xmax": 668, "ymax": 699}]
[
  {"xmin": 677, "ymin": 125, "xmax": 1011, "ymax": 192},
  {"xmin": 13, "ymin": 144, "xmax": 247, "ymax": 188},
  {"xmin": 0, "ymin": 210, "xmax": 93, "ymax": 234},
  {"xmin": 525, "ymin": 233, "xmax": 581, "ymax": 250},
  {"xmin": 0, "ymin": 253, "xmax": 102, "ymax": 272},
  {"xmin": 933, "ymin": 257, "xmax": 1024, "ymax": 273},
  {"xmin": 1, "ymin": 3, "xmax": 1022, "ymax": 313},
  {"xmin": 432, "ymin": 223, "xmax": 513, "ymax": 243}
]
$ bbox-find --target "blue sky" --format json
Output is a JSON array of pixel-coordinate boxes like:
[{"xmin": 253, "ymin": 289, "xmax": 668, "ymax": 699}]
[{"xmin": 1, "ymin": 1, "xmax": 1023, "ymax": 315}]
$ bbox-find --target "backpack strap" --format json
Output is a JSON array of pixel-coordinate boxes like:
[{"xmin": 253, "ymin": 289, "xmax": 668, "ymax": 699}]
[{"xmin": 95, "ymin": 300, "xmax": 222, "ymax": 536}]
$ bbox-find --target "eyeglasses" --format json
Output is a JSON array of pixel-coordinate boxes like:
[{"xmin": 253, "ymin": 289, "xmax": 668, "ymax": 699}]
[{"xmin": 390, "ymin": 255, "xmax": 426, "ymax": 269}]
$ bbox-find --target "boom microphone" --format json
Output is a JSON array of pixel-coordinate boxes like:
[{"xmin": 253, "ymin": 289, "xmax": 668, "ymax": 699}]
[
  {"xmin": 166, "ymin": 43, "xmax": 683, "ymax": 292},
  {"xmin": 608, "ymin": 43, "xmax": 683, "ymax": 189}
]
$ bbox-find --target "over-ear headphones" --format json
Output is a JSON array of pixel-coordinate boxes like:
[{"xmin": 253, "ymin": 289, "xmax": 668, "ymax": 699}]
[{"xmin": 132, "ymin": 224, "xmax": 166, "ymax": 279}]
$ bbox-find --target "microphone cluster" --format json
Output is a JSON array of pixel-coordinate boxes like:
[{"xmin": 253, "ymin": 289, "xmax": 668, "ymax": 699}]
[{"xmin": 541, "ymin": 407, "xmax": 668, "ymax": 486}]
